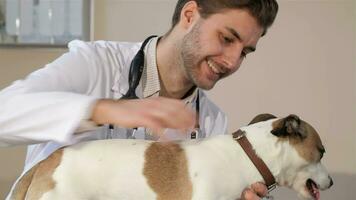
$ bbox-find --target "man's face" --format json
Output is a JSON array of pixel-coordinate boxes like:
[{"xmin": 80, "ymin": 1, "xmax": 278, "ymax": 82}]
[{"xmin": 180, "ymin": 9, "xmax": 264, "ymax": 90}]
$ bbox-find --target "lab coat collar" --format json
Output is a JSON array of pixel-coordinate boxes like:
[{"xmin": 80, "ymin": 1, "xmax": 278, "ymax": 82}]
[
  {"xmin": 142, "ymin": 36, "xmax": 160, "ymax": 98},
  {"xmin": 112, "ymin": 37, "xmax": 160, "ymax": 99}
]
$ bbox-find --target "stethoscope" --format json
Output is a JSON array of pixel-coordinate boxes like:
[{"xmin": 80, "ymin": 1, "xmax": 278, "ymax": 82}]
[{"xmin": 109, "ymin": 35, "xmax": 200, "ymax": 140}]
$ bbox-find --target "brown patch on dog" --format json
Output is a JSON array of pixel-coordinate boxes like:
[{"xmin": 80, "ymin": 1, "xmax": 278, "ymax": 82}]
[
  {"xmin": 272, "ymin": 119, "xmax": 324, "ymax": 162},
  {"xmin": 11, "ymin": 148, "xmax": 64, "ymax": 200},
  {"xmin": 11, "ymin": 163, "xmax": 40, "ymax": 200},
  {"xmin": 290, "ymin": 121, "xmax": 324, "ymax": 162},
  {"xmin": 248, "ymin": 113, "xmax": 277, "ymax": 125},
  {"xmin": 143, "ymin": 142, "xmax": 193, "ymax": 200}
]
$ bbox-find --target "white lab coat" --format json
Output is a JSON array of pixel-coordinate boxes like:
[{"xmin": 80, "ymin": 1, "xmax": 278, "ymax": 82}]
[{"xmin": 1, "ymin": 38, "xmax": 227, "ymax": 198}]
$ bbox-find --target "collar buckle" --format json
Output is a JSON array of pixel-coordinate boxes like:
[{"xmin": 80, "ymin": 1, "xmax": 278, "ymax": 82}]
[
  {"xmin": 233, "ymin": 130, "xmax": 246, "ymax": 140},
  {"xmin": 267, "ymin": 182, "xmax": 277, "ymax": 192}
]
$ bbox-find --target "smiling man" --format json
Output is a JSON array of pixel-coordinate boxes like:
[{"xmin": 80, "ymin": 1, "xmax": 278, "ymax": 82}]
[
  {"xmin": 159, "ymin": 5, "xmax": 264, "ymax": 93},
  {"xmin": 1, "ymin": 0, "xmax": 278, "ymax": 199}
]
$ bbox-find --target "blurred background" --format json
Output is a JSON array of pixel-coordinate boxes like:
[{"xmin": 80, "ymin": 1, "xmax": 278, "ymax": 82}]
[
  {"xmin": 0, "ymin": 0, "xmax": 355, "ymax": 199},
  {"xmin": 0, "ymin": 0, "xmax": 91, "ymax": 45}
]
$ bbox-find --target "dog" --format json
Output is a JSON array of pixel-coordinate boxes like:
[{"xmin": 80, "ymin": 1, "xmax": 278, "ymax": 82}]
[{"xmin": 10, "ymin": 114, "xmax": 333, "ymax": 200}]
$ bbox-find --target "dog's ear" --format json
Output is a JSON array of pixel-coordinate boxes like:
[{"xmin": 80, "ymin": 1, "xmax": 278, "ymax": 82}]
[
  {"xmin": 271, "ymin": 114, "xmax": 307, "ymax": 139},
  {"xmin": 248, "ymin": 113, "xmax": 277, "ymax": 125}
]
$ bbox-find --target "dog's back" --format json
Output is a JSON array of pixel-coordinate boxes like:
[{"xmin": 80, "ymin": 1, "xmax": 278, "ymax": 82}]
[
  {"xmin": 12, "ymin": 135, "xmax": 252, "ymax": 200},
  {"xmin": 11, "ymin": 114, "xmax": 333, "ymax": 200}
]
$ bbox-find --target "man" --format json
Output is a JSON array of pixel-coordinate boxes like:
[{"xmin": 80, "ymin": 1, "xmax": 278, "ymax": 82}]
[{"xmin": 1, "ymin": 0, "xmax": 278, "ymax": 199}]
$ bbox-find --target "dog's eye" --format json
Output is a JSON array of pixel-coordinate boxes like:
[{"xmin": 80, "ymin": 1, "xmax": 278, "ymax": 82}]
[{"xmin": 318, "ymin": 146, "xmax": 325, "ymax": 159}]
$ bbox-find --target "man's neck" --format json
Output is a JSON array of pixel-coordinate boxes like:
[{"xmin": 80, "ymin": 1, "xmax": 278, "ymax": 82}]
[{"xmin": 156, "ymin": 35, "xmax": 194, "ymax": 99}]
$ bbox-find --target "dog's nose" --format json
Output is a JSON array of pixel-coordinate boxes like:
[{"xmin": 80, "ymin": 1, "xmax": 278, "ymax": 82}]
[{"xmin": 328, "ymin": 176, "xmax": 333, "ymax": 188}]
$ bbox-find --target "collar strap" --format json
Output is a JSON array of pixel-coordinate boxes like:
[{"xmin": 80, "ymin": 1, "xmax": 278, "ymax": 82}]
[{"xmin": 233, "ymin": 129, "xmax": 277, "ymax": 192}]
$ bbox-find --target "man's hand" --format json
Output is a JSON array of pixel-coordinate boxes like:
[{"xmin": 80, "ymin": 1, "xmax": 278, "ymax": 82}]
[
  {"xmin": 91, "ymin": 97, "xmax": 195, "ymax": 137},
  {"xmin": 239, "ymin": 182, "xmax": 269, "ymax": 200}
]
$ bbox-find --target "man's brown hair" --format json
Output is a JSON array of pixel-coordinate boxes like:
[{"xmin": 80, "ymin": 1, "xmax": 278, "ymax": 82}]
[{"xmin": 171, "ymin": 0, "xmax": 279, "ymax": 36}]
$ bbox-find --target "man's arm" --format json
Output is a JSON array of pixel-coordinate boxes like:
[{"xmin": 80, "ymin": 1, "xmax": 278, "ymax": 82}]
[
  {"xmin": 0, "ymin": 41, "xmax": 108, "ymax": 146},
  {"xmin": 91, "ymin": 97, "xmax": 195, "ymax": 138}
]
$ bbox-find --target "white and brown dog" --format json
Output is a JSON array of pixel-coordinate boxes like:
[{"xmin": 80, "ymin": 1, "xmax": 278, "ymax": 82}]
[{"xmin": 11, "ymin": 114, "xmax": 333, "ymax": 200}]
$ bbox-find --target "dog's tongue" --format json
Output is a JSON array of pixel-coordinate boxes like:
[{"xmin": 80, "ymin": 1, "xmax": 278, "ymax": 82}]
[{"xmin": 311, "ymin": 182, "xmax": 320, "ymax": 200}]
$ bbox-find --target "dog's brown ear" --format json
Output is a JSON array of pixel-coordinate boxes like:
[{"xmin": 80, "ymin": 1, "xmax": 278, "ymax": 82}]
[
  {"xmin": 248, "ymin": 113, "xmax": 277, "ymax": 125},
  {"xmin": 271, "ymin": 114, "xmax": 307, "ymax": 139}
]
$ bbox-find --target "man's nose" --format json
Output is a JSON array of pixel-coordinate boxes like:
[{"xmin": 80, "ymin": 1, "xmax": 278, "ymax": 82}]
[{"xmin": 222, "ymin": 46, "xmax": 243, "ymax": 71}]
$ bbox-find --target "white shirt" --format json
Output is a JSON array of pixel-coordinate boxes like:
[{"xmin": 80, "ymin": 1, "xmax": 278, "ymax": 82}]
[{"xmin": 1, "ymin": 37, "xmax": 227, "ymax": 197}]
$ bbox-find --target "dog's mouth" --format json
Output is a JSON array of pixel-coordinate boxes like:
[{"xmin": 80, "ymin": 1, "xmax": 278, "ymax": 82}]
[{"xmin": 306, "ymin": 179, "xmax": 320, "ymax": 200}]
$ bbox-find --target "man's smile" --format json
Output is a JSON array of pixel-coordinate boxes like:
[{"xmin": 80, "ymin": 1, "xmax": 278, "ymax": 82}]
[{"xmin": 205, "ymin": 59, "xmax": 221, "ymax": 81}]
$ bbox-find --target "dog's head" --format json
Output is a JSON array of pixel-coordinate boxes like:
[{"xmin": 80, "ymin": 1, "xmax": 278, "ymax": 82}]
[{"xmin": 249, "ymin": 114, "xmax": 333, "ymax": 200}]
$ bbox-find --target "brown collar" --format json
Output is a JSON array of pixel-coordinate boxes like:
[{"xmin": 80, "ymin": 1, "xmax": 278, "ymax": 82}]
[{"xmin": 233, "ymin": 129, "xmax": 277, "ymax": 192}]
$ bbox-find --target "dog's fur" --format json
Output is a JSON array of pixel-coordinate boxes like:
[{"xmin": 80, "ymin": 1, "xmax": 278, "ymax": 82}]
[{"xmin": 11, "ymin": 114, "xmax": 333, "ymax": 200}]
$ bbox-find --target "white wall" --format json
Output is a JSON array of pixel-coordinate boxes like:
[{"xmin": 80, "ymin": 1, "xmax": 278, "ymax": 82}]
[{"xmin": 93, "ymin": 0, "xmax": 174, "ymax": 41}]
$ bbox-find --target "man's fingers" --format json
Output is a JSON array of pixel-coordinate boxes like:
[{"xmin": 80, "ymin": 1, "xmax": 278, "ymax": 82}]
[
  {"xmin": 250, "ymin": 182, "xmax": 268, "ymax": 197},
  {"xmin": 241, "ymin": 188, "xmax": 261, "ymax": 200},
  {"xmin": 240, "ymin": 182, "xmax": 268, "ymax": 200}
]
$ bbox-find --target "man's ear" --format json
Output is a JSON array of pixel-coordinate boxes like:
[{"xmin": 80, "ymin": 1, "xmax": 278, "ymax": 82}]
[
  {"xmin": 179, "ymin": 1, "xmax": 200, "ymax": 29},
  {"xmin": 271, "ymin": 114, "xmax": 307, "ymax": 139}
]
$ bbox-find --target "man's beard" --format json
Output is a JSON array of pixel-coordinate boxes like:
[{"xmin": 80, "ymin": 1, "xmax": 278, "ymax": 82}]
[{"xmin": 180, "ymin": 21, "xmax": 217, "ymax": 90}]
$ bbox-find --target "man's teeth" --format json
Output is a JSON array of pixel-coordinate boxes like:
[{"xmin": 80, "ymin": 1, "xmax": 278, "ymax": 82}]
[{"xmin": 207, "ymin": 60, "xmax": 220, "ymax": 74}]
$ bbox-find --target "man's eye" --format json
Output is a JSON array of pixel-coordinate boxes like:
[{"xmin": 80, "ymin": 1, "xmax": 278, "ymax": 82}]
[
  {"xmin": 241, "ymin": 51, "xmax": 247, "ymax": 58},
  {"xmin": 223, "ymin": 36, "xmax": 234, "ymax": 44}
]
